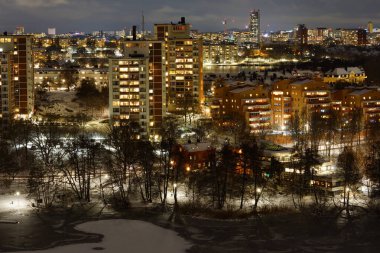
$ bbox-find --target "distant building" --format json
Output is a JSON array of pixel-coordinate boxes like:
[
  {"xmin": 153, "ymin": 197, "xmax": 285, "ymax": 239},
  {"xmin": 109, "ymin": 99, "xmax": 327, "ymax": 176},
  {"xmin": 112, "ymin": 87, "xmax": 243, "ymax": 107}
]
[
  {"xmin": 14, "ymin": 26, "xmax": 25, "ymax": 35},
  {"xmin": 249, "ymin": 10, "xmax": 260, "ymax": 46},
  {"xmin": 202, "ymin": 42, "xmax": 238, "ymax": 64},
  {"xmin": 270, "ymin": 30, "xmax": 292, "ymax": 43},
  {"xmin": 337, "ymin": 29, "xmax": 367, "ymax": 46},
  {"xmin": 48, "ymin": 28, "xmax": 56, "ymax": 36},
  {"xmin": 324, "ymin": 67, "xmax": 367, "ymax": 84},
  {"xmin": 295, "ymin": 24, "xmax": 308, "ymax": 48},
  {"xmin": 368, "ymin": 21, "xmax": 374, "ymax": 33},
  {"xmin": 368, "ymin": 32, "xmax": 380, "ymax": 46},
  {"xmin": 307, "ymin": 27, "xmax": 331, "ymax": 45},
  {"xmin": 0, "ymin": 35, "xmax": 34, "ymax": 126},
  {"xmin": 78, "ymin": 68, "xmax": 108, "ymax": 88}
]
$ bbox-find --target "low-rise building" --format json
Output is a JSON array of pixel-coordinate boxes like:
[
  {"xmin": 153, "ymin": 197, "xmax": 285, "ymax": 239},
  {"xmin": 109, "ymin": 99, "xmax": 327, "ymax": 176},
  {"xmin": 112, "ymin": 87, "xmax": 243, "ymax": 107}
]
[
  {"xmin": 271, "ymin": 79, "xmax": 331, "ymax": 130},
  {"xmin": 213, "ymin": 82, "xmax": 271, "ymax": 133},
  {"xmin": 203, "ymin": 42, "xmax": 238, "ymax": 64},
  {"xmin": 324, "ymin": 67, "xmax": 367, "ymax": 84},
  {"xmin": 78, "ymin": 68, "xmax": 108, "ymax": 88},
  {"xmin": 176, "ymin": 141, "xmax": 215, "ymax": 172}
]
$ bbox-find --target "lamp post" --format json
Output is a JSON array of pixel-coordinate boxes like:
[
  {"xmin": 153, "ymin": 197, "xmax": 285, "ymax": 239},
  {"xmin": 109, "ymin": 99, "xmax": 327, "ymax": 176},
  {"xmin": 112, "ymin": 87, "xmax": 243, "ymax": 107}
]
[{"xmin": 15, "ymin": 191, "xmax": 20, "ymax": 213}]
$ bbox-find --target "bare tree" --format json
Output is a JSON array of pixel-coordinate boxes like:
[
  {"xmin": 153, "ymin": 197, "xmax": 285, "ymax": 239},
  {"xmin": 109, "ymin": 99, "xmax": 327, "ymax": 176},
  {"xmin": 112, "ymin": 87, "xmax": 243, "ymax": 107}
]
[
  {"xmin": 308, "ymin": 111, "xmax": 325, "ymax": 154},
  {"xmin": 178, "ymin": 93, "xmax": 199, "ymax": 126},
  {"xmin": 214, "ymin": 143, "xmax": 237, "ymax": 209},
  {"xmin": 106, "ymin": 122, "xmax": 140, "ymax": 206},
  {"xmin": 28, "ymin": 124, "xmax": 66, "ymax": 207},
  {"xmin": 337, "ymin": 147, "xmax": 361, "ymax": 218},
  {"xmin": 62, "ymin": 134, "xmax": 102, "ymax": 202},
  {"xmin": 324, "ymin": 109, "xmax": 340, "ymax": 158},
  {"xmin": 134, "ymin": 140, "xmax": 156, "ymax": 203},
  {"xmin": 157, "ymin": 116, "xmax": 179, "ymax": 206}
]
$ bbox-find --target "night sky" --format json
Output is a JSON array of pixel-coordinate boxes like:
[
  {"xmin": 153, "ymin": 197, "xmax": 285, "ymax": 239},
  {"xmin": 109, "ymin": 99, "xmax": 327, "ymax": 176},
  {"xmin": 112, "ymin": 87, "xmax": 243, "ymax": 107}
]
[{"xmin": 0, "ymin": 0, "xmax": 379, "ymax": 33}]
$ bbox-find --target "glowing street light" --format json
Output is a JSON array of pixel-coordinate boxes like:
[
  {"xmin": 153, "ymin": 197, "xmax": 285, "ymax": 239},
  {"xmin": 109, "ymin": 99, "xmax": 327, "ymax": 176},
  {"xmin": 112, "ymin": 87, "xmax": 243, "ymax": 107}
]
[{"xmin": 15, "ymin": 191, "xmax": 20, "ymax": 196}]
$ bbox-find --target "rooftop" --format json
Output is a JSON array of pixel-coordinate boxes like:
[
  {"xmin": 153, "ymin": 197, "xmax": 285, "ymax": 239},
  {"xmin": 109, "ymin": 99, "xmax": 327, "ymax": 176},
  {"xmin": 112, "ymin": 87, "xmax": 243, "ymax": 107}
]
[
  {"xmin": 328, "ymin": 67, "xmax": 365, "ymax": 76},
  {"xmin": 349, "ymin": 89, "xmax": 372, "ymax": 96},
  {"xmin": 229, "ymin": 86, "xmax": 256, "ymax": 94},
  {"xmin": 182, "ymin": 142, "xmax": 213, "ymax": 152},
  {"xmin": 291, "ymin": 79, "xmax": 313, "ymax": 85}
]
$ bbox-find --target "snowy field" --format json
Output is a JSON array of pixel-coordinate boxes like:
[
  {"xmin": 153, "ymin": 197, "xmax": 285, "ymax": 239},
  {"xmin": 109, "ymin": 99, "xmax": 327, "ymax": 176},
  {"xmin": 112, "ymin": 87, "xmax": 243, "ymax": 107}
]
[
  {"xmin": 36, "ymin": 91, "xmax": 108, "ymax": 119},
  {"xmin": 7, "ymin": 219, "xmax": 191, "ymax": 253}
]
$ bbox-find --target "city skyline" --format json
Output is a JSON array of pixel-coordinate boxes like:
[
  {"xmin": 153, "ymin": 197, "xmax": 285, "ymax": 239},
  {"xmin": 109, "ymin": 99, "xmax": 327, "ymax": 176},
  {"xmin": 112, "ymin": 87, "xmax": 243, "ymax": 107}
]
[{"xmin": 0, "ymin": 0, "xmax": 379, "ymax": 34}]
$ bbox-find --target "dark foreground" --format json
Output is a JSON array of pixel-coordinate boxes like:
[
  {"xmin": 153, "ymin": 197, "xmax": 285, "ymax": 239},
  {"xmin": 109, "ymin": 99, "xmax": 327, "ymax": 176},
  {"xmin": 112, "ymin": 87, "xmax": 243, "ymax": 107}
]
[{"xmin": 0, "ymin": 203, "xmax": 379, "ymax": 253}]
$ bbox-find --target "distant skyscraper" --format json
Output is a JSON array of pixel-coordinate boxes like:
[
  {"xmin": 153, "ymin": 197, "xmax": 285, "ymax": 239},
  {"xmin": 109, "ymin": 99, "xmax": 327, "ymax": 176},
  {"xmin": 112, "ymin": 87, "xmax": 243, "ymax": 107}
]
[
  {"xmin": 249, "ymin": 10, "xmax": 260, "ymax": 46},
  {"xmin": 368, "ymin": 21, "xmax": 374, "ymax": 33},
  {"xmin": 295, "ymin": 24, "xmax": 308, "ymax": 46},
  {"xmin": 14, "ymin": 26, "xmax": 25, "ymax": 35},
  {"xmin": 48, "ymin": 28, "xmax": 56, "ymax": 36}
]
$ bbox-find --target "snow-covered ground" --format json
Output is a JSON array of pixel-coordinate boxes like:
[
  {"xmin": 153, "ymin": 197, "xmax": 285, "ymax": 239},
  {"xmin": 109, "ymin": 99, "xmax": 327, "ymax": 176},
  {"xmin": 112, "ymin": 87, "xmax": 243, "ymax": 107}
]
[
  {"xmin": 37, "ymin": 91, "xmax": 81, "ymax": 117},
  {"xmin": 36, "ymin": 91, "xmax": 108, "ymax": 120},
  {"xmin": 7, "ymin": 219, "xmax": 191, "ymax": 253}
]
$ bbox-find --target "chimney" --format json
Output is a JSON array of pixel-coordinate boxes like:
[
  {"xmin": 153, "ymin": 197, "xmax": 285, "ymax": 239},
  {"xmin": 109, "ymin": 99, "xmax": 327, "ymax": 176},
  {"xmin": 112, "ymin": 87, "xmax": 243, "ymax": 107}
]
[
  {"xmin": 132, "ymin": 26, "xmax": 137, "ymax": 41},
  {"xmin": 3, "ymin": 31, "xmax": 7, "ymax": 36},
  {"xmin": 180, "ymin": 17, "xmax": 186, "ymax": 24}
]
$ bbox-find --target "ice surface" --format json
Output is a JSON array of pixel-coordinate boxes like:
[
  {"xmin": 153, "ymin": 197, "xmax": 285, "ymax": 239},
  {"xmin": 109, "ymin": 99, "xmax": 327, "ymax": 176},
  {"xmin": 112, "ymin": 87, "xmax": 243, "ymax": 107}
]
[{"xmin": 8, "ymin": 219, "xmax": 191, "ymax": 253}]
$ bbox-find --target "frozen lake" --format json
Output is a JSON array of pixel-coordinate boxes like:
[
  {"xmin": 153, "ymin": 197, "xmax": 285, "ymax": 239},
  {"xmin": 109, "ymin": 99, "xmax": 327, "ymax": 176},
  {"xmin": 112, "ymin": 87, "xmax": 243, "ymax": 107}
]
[{"xmin": 8, "ymin": 219, "xmax": 191, "ymax": 253}]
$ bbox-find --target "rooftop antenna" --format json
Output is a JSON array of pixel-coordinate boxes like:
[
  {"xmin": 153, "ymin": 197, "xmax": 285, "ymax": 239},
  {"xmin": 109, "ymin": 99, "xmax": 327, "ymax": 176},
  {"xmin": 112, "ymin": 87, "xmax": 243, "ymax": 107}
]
[
  {"xmin": 222, "ymin": 19, "xmax": 227, "ymax": 35},
  {"xmin": 141, "ymin": 10, "xmax": 145, "ymax": 39}
]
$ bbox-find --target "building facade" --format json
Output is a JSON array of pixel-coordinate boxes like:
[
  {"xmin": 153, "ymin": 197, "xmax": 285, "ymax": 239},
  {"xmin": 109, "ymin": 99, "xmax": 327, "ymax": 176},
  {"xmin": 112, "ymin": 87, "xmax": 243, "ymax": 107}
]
[
  {"xmin": 337, "ymin": 29, "xmax": 367, "ymax": 46},
  {"xmin": 109, "ymin": 39, "xmax": 166, "ymax": 137},
  {"xmin": 203, "ymin": 42, "xmax": 238, "ymax": 64},
  {"xmin": 213, "ymin": 82, "xmax": 271, "ymax": 133},
  {"xmin": 0, "ymin": 35, "xmax": 34, "ymax": 125},
  {"xmin": 271, "ymin": 79, "xmax": 331, "ymax": 130},
  {"xmin": 154, "ymin": 18, "xmax": 203, "ymax": 113}
]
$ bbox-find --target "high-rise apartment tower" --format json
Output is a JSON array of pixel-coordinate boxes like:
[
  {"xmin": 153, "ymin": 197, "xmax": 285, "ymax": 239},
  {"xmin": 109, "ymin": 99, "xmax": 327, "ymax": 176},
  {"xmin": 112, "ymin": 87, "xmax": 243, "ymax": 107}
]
[
  {"xmin": 249, "ymin": 10, "xmax": 260, "ymax": 46},
  {"xmin": 0, "ymin": 35, "xmax": 34, "ymax": 126}
]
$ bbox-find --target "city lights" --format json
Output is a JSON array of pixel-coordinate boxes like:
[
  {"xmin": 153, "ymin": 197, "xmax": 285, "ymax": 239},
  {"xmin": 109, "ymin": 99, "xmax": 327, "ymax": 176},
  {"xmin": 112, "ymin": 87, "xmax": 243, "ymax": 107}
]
[{"xmin": 0, "ymin": 4, "xmax": 380, "ymax": 253}]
